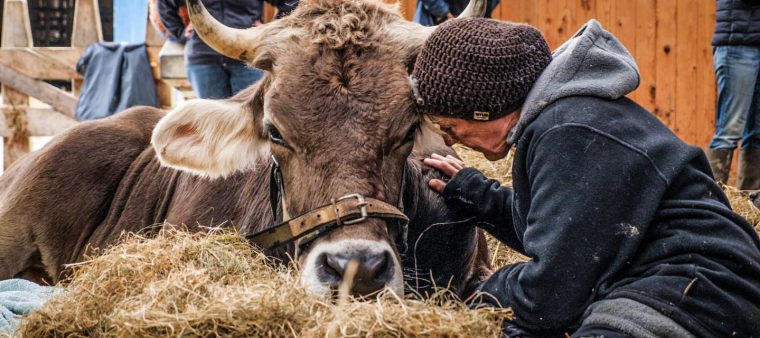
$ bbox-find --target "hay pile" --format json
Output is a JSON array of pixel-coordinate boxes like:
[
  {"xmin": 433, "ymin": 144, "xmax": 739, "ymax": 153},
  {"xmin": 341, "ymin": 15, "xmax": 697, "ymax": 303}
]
[{"xmin": 19, "ymin": 230, "xmax": 510, "ymax": 337}]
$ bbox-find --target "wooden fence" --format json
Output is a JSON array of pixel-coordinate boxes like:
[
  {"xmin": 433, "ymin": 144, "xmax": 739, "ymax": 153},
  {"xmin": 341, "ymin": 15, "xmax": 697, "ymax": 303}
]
[{"xmin": 378, "ymin": 0, "xmax": 719, "ymax": 147}]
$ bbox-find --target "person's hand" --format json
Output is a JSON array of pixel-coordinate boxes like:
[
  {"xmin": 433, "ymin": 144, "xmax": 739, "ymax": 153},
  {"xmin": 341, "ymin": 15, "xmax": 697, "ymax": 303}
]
[
  {"xmin": 183, "ymin": 23, "xmax": 194, "ymax": 38},
  {"xmin": 446, "ymin": 12, "xmax": 455, "ymax": 20},
  {"xmin": 253, "ymin": 19, "xmax": 263, "ymax": 27},
  {"xmin": 422, "ymin": 153, "xmax": 465, "ymax": 193}
]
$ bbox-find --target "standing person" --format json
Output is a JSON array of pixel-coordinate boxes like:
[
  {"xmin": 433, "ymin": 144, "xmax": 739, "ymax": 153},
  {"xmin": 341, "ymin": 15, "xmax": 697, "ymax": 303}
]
[
  {"xmin": 158, "ymin": 0, "xmax": 265, "ymax": 99},
  {"xmin": 705, "ymin": 0, "xmax": 760, "ymax": 189},
  {"xmin": 413, "ymin": 0, "xmax": 497, "ymax": 26},
  {"xmin": 412, "ymin": 18, "xmax": 760, "ymax": 337}
]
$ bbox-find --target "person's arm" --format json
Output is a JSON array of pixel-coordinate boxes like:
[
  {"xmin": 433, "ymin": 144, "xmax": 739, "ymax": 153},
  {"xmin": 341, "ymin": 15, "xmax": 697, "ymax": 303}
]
[
  {"xmin": 418, "ymin": 0, "xmax": 451, "ymax": 21},
  {"xmin": 473, "ymin": 125, "xmax": 667, "ymax": 335},
  {"xmin": 157, "ymin": 0, "xmax": 188, "ymax": 42},
  {"xmin": 442, "ymin": 168, "xmax": 524, "ymax": 253}
]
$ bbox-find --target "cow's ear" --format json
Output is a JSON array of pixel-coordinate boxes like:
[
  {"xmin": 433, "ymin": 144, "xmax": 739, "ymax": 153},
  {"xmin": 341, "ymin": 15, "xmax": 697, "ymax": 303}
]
[{"xmin": 151, "ymin": 99, "xmax": 266, "ymax": 179}]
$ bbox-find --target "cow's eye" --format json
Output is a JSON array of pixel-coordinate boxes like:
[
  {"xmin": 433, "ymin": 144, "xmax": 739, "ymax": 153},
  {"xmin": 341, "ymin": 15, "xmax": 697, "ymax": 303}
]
[
  {"xmin": 267, "ymin": 125, "xmax": 288, "ymax": 147},
  {"xmin": 403, "ymin": 123, "xmax": 419, "ymax": 144}
]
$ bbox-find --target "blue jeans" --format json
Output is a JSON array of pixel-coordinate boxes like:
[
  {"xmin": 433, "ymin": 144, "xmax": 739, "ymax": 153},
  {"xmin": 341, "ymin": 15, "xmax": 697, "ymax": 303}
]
[
  {"xmin": 709, "ymin": 45, "xmax": 760, "ymax": 150},
  {"xmin": 186, "ymin": 61, "xmax": 263, "ymax": 99}
]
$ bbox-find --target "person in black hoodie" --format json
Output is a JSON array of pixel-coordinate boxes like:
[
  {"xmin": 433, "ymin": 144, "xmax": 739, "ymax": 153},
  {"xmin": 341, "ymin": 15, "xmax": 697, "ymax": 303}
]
[{"xmin": 411, "ymin": 18, "xmax": 760, "ymax": 337}]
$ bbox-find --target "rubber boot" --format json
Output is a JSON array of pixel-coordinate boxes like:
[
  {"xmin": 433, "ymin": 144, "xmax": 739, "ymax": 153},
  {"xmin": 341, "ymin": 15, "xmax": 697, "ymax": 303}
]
[
  {"xmin": 705, "ymin": 148, "xmax": 734, "ymax": 184},
  {"xmin": 737, "ymin": 149, "xmax": 760, "ymax": 190}
]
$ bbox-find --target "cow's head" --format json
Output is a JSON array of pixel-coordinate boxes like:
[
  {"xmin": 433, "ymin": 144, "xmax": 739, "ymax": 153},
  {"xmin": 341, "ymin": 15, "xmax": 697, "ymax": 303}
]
[{"xmin": 151, "ymin": 0, "xmax": 486, "ymax": 296}]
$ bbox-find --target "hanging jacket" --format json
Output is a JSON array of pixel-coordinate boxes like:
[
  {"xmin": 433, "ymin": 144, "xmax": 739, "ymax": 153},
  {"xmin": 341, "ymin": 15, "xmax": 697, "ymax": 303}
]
[
  {"xmin": 444, "ymin": 20, "xmax": 760, "ymax": 337},
  {"xmin": 712, "ymin": 0, "xmax": 760, "ymax": 46},
  {"xmin": 75, "ymin": 42, "xmax": 158, "ymax": 121}
]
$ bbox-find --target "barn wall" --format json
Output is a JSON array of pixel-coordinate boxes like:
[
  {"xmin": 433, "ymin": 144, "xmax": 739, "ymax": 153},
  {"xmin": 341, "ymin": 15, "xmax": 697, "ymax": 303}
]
[{"xmin": 264, "ymin": 0, "xmax": 718, "ymax": 147}]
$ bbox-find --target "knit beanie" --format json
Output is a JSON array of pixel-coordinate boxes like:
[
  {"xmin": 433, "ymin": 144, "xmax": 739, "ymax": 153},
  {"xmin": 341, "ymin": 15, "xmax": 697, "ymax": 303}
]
[{"xmin": 411, "ymin": 18, "xmax": 552, "ymax": 121}]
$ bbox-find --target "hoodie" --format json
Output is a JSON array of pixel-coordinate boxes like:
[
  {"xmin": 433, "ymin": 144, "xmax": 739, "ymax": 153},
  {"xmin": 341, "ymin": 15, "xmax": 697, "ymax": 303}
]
[{"xmin": 443, "ymin": 20, "xmax": 760, "ymax": 337}]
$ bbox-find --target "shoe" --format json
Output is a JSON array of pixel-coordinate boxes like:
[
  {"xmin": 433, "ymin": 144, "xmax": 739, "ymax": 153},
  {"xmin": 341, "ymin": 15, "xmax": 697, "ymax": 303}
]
[
  {"xmin": 705, "ymin": 148, "xmax": 734, "ymax": 184},
  {"xmin": 737, "ymin": 149, "xmax": 760, "ymax": 190}
]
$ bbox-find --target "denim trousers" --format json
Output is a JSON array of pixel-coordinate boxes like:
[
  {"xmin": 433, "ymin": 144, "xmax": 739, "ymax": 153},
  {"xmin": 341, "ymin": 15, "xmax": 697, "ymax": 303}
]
[
  {"xmin": 709, "ymin": 45, "xmax": 760, "ymax": 150},
  {"xmin": 186, "ymin": 60, "xmax": 263, "ymax": 99}
]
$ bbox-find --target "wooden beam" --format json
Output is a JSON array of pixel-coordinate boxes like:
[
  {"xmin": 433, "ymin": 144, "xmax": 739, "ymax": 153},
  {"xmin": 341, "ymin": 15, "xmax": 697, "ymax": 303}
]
[
  {"xmin": 72, "ymin": 0, "xmax": 103, "ymax": 48},
  {"xmin": 1, "ymin": 0, "xmax": 33, "ymax": 168},
  {"xmin": 0, "ymin": 107, "xmax": 77, "ymax": 137},
  {"xmin": 0, "ymin": 49, "xmax": 81, "ymax": 80},
  {"xmin": 1, "ymin": 0, "xmax": 32, "ymax": 48},
  {"xmin": 0, "ymin": 65, "xmax": 78, "ymax": 117}
]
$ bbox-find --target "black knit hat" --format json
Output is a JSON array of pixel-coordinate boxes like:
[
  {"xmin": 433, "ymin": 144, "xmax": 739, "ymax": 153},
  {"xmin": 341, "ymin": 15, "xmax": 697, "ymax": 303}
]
[{"xmin": 411, "ymin": 18, "xmax": 552, "ymax": 121}]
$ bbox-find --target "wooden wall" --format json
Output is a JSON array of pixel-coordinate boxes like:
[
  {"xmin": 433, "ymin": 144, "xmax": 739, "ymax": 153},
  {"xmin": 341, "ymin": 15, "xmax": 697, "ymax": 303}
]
[{"xmin": 265, "ymin": 0, "xmax": 718, "ymax": 147}]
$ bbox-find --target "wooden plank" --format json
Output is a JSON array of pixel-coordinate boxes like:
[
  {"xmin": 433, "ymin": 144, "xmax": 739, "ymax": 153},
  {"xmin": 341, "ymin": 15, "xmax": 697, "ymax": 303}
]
[
  {"xmin": 0, "ymin": 107, "xmax": 77, "ymax": 137},
  {"xmin": 1, "ymin": 0, "xmax": 32, "ymax": 48},
  {"xmin": 654, "ymin": 0, "xmax": 677, "ymax": 128},
  {"xmin": 0, "ymin": 65, "xmax": 77, "ymax": 117},
  {"xmin": 633, "ymin": 0, "xmax": 656, "ymax": 112},
  {"xmin": 575, "ymin": 0, "xmax": 595, "ymax": 28},
  {"xmin": 1, "ymin": 0, "xmax": 32, "ymax": 168},
  {"xmin": 696, "ymin": 0, "xmax": 717, "ymax": 147},
  {"xmin": 594, "ymin": 0, "xmax": 612, "ymax": 28},
  {"xmin": 30, "ymin": 47, "xmax": 87, "ymax": 68},
  {"xmin": 155, "ymin": 80, "xmax": 174, "ymax": 109},
  {"xmin": 521, "ymin": 0, "xmax": 538, "ymax": 27},
  {"xmin": 72, "ymin": 0, "xmax": 103, "ymax": 47},
  {"xmin": 675, "ymin": 0, "xmax": 699, "ymax": 144},
  {"xmin": 0, "ymin": 49, "xmax": 81, "ymax": 80},
  {"xmin": 612, "ymin": 0, "xmax": 636, "ymax": 102},
  {"xmin": 500, "ymin": 0, "xmax": 521, "ymax": 21}
]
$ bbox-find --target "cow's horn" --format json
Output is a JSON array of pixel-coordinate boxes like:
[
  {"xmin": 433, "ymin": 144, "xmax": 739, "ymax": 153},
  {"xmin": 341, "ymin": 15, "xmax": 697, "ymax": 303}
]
[
  {"xmin": 457, "ymin": 0, "xmax": 488, "ymax": 18},
  {"xmin": 186, "ymin": 0, "xmax": 270, "ymax": 62}
]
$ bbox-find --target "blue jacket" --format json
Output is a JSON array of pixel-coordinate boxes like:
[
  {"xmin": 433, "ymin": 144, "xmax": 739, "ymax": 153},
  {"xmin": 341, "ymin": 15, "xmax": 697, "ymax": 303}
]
[
  {"xmin": 158, "ymin": 0, "xmax": 263, "ymax": 65},
  {"xmin": 444, "ymin": 21, "xmax": 760, "ymax": 337},
  {"xmin": 712, "ymin": 0, "xmax": 760, "ymax": 46},
  {"xmin": 75, "ymin": 42, "xmax": 158, "ymax": 121}
]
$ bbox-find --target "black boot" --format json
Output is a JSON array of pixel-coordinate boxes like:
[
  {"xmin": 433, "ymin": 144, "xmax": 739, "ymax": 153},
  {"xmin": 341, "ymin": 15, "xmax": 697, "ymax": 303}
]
[
  {"xmin": 705, "ymin": 148, "xmax": 734, "ymax": 184},
  {"xmin": 737, "ymin": 149, "xmax": 760, "ymax": 190}
]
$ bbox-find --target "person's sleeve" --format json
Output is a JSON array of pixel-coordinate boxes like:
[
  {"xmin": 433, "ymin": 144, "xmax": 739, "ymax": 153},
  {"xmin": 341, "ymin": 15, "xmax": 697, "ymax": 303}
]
[
  {"xmin": 157, "ymin": 0, "xmax": 187, "ymax": 42},
  {"xmin": 418, "ymin": 0, "xmax": 450, "ymax": 19},
  {"xmin": 473, "ymin": 125, "xmax": 666, "ymax": 334},
  {"xmin": 442, "ymin": 168, "xmax": 524, "ymax": 254}
]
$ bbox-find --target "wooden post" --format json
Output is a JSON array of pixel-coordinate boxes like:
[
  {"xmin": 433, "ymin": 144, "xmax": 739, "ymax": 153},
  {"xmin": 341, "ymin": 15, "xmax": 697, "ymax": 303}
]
[
  {"xmin": 71, "ymin": 0, "xmax": 103, "ymax": 95},
  {"xmin": 1, "ymin": 0, "xmax": 32, "ymax": 169}
]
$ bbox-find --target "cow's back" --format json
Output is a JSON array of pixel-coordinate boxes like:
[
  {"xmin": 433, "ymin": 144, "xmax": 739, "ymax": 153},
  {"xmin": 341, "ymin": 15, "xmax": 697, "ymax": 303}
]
[{"xmin": 0, "ymin": 107, "xmax": 164, "ymax": 281}]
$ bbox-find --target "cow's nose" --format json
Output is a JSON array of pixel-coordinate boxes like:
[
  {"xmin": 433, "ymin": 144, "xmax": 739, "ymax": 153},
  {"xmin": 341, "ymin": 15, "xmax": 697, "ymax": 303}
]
[
  {"xmin": 319, "ymin": 250, "xmax": 394, "ymax": 296},
  {"xmin": 750, "ymin": 191, "xmax": 758, "ymax": 200}
]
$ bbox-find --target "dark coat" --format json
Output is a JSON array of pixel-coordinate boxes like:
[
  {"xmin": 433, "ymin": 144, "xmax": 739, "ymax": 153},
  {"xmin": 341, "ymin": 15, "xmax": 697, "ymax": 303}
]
[
  {"xmin": 712, "ymin": 0, "xmax": 760, "ymax": 46},
  {"xmin": 158, "ymin": 0, "xmax": 263, "ymax": 65},
  {"xmin": 442, "ymin": 20, "xmax": 760, "ymax": 337},
  {"xmin": 75, "ymin": 42, "xmax": 158, "ymax": 121},
  {"xmin": 445, "ymin": 96, "xmax": 760, "ymax": 337}
]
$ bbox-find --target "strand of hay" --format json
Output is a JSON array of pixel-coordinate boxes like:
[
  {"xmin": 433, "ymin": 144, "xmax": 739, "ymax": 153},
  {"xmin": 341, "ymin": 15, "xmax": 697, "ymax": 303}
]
[{"xmin": 20, "ymin": 229, "xmax": 510, "ymax": 337}]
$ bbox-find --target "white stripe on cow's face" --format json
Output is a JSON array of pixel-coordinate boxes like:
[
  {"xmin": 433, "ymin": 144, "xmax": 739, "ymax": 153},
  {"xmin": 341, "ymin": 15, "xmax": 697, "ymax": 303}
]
[{"xmin": 300, "ymin": 239, "xmax": 403, "ymax": 296}]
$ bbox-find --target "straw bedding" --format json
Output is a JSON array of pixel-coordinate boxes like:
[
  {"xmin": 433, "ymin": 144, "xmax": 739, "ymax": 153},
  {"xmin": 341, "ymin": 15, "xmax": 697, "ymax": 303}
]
[{"xmin": 17, "ymin": 146, "xmax": 759, "ymax": 337}]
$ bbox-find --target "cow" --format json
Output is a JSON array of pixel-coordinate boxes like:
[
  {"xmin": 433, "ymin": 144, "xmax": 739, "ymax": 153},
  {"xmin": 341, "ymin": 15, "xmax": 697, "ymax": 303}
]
[{"xmin": 0, "ymin": 0, "xmax": 493, "ymax": 298}]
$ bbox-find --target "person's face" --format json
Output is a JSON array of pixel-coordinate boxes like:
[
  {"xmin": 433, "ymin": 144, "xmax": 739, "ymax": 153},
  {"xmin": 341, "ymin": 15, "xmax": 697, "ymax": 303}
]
[{"xmin": 429, "ymin": 110, "xmax": 520, "ymax": 161}]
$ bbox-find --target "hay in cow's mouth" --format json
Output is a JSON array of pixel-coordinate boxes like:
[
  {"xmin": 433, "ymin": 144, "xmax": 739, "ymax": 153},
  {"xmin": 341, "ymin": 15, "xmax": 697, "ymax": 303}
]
[{"xmin": 19, "ymin": 228, "xmax": 511, "ymax": 337}]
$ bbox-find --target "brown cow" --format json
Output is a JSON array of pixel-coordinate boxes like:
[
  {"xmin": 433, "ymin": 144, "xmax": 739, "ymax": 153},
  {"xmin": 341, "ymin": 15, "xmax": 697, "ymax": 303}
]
[{"xmin": 0, "ymin": 0, "xmax": 492, "ymax": 297}]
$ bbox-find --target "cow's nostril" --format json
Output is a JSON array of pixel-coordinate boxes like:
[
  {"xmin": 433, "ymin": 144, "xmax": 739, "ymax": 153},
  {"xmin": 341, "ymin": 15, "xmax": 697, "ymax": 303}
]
[
  {"xmin": 750, "ymin": 191, "xmax": 758, "ymax": 200},
  {"xmin": 318, "ymin": 250, "xmax": 395, "ymax": 296}
]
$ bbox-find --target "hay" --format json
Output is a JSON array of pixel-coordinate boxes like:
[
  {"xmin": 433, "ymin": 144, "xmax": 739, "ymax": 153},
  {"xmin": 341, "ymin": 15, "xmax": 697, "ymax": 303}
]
[{"xmin": 19, "ymin": 229, "xmax": 510, "ymax": 337}]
